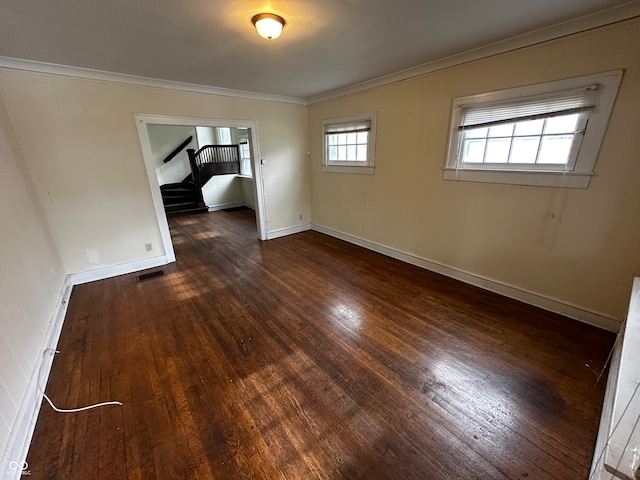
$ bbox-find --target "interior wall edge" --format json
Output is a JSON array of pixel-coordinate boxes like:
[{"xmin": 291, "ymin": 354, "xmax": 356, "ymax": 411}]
[
  {"xmin": 1, "ymin": 278, "xmax": 73, "ymax": 480},
  {"xmin": 590, "ymin": 318, "xmax": 624, "ymax": 477},
  {"xmin": 68, "ymin": 255, "xmax": 172, "ymax": 286},
  {"xmin": 266, "ymin": 223, "xmax": 312, "ymax": 240},
  {"xmin": 311, "ymin": 223, "xmax": 622, "ymax": 333}
]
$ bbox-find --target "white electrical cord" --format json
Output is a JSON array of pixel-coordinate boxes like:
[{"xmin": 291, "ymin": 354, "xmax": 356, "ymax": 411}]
[
  {"xmin": 42, "ymin": 392, "xmax": 122, "ymax": 413},
  {"xmin": 40, "ymin": 349, "xmax": 122, "ymax": 413}
]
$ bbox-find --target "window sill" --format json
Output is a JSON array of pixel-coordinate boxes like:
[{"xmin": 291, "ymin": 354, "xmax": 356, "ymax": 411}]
[
  {"xmin": 442, "ymin": 168, "xmax": 593, "ymax": 188},
  {"xmin": 236, "ymin": 174, "xmax": 254, "ymax": 180},
  {"xmin": 322, "ymin": 165, "xmax": 375, "ymax": 175}
]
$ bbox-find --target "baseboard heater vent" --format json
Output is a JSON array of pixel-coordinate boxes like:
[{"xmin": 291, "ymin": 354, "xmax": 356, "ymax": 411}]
[{"xmin": 137, "ymin": 270, "xmax": 165, "ymax": 282}]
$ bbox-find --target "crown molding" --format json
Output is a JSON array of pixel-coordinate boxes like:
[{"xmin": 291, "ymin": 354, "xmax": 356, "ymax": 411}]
[
  {"xmin": 307, "ymin": 1, "xmax": 640, "ymax": 105},
  {"xmin": 0, "ymin": 1, "xmax": 638, "ymax": 107},
  {"xmin": 0, "ymin": 56, "xmax": 307, "ymax": 106}
]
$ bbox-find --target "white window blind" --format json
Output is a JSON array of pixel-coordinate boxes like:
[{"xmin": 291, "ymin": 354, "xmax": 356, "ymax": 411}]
[
  {"xmin": 324, "ymin": 120, "xmax": 371, "ymax": 134},
  {"xmin": 322, "ymin": 113, "xmax": 377, "ymax": 174},
  {"xmin": 443, "ymin": 70, "xmax": 623, "ymax": 188},
  {"xmin": 460, "ymin": 85, "xmax": 599, "ymax": 130}
]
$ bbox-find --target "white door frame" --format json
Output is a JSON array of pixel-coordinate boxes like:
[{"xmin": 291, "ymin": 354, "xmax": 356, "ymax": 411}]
[{"xmin": 135, "ymin": 114, "xmax": 268, "ymax": 262}]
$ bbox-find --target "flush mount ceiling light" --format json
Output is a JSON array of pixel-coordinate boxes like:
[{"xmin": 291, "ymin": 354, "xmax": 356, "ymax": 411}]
[{"xmin": 251, "ymin": 13, "xmax": 286, "ymax": 40}]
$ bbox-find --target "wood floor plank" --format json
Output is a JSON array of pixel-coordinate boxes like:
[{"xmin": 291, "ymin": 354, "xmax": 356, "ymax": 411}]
[{"xmin": 26, "ymin": 208, "xmax": 615, "ymax": 479}]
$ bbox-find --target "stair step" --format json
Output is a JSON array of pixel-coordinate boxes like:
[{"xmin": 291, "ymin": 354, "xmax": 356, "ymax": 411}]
[
  {"xmin": 162, "ymin": 187, "xmax": 196, "ymax": 193},
  {"xmin": 161, "ymin": 185, "xmax": 194, "ymax": 192},
  {"xmin": 165, "ymin": 205, "xmax": 208, "ymax": 216},
  {"xmin": 163, "ymin": 195, "xmax": 198, "ymax": 203},
  {"xmin": 162, "ymin": 191, "xmax": 198, "ymax": 199},
  {"xmin": 160, "ymin": 176, "xmax": 200, "ymax": 215},
  {"xmin": 164, "ymin": 201, "xmax": 198, "ymax": 208},
  {"xmin": 164, "ymin": 200, "xmax": 200, "ymax": 210}
]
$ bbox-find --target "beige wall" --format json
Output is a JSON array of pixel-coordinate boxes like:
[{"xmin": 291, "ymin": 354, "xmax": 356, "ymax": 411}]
[
  {"xmin": 308, "ymin": 18, "xmax": 640, "ymax": 320},
  {"xmin": 202, "ymin": 175, "xmax": 244, "ymax": 209},
  {"xmin": 0, "ymin": 71, "xmax": 310, "ymax": 274},
  {"xmin": 0, "ymin": 93, "xmax": 66, "ymax": 459}
]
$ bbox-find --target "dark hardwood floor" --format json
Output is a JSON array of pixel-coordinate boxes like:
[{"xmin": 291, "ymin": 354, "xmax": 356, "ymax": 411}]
[{"xmin": 27, "ymin": 208, "xmax": 615, "ymax": 479}]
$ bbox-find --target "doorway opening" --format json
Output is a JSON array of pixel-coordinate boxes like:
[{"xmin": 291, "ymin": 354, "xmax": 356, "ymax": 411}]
[{"xmin": 135, "ymin": 114, "xmax": 267, "ymax": 263}]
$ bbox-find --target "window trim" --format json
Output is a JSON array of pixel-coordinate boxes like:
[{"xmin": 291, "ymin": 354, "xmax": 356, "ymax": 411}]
[
  {"xmin": 444, "ymin": 70, "xmax": 623, "ymax": 188},
  {"xmin": 322, "ymin": 113, "xmax": 377, "ymax": 175}
]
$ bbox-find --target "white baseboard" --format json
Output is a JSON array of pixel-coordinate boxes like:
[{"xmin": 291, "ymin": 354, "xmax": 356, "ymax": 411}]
[
  {"xmin": 2, "ymin": 278, "xmax": 73, "ymax": 480},
  {"xmin": 267, "ymin": 223, "xmax": 311, "ymax": 240},
  {"xmin": 68, "ymin": 255, "xmax": 172, "ymax": 285},
  {"xmin": 207, "ymin": 202, "xmax": 246, "ymax": 212},
  {"xmin": 3, "ymin": 254, "xmax": 175, "ymax": 476},
  {"xmin": 312, "ymin": 223, "xmax": 621, "ymax": 332}
]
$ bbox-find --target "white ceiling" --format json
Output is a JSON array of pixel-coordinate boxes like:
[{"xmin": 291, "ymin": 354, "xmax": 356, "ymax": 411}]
[{"xmin": 0, "ymin": 0, "xmax": 638, "ymax": 101}]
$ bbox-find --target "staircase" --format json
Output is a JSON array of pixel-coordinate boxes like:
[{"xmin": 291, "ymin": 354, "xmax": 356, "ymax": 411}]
[
  {"xmin": 159, "ymin": 140, "xmax": 241, "ymax": 216},
  {"xmin": 160, "ymin": 175, "xmax": 207, "ymax": 216}
]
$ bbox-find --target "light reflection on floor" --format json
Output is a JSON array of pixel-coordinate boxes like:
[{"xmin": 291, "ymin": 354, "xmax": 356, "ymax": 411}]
[
  {"xmin": 165, "ymin": 269, "xmax": 217, "ymax": 301},
  {"xmin": 195, "ymin": 231, "xmax": 220, "ymax": 240},
  {"xmin": 330, "ymin": 300, "xmax": 363, "ymax": 330},
  {"xmin": 238, "ymin": 348, "xmax": 382, "ymax": 473},
  {"xmin": 426, "ymin": 357, "xmax": 520, "ymax": 454}
]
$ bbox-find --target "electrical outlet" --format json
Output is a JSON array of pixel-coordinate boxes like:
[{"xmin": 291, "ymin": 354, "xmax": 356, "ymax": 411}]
[{"xmin": 145, "ymin": 243, "xmax": 153, "ymax": 252}]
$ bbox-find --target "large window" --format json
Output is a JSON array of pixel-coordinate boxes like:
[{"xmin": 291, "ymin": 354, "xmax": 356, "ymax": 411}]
[
  {"xmin": 322, "ymin": 113, "xmax": 377, "ymax": 174},
  {"xmin": 444, "ymin": 70, "xmax": 622, "ymax": 188}
]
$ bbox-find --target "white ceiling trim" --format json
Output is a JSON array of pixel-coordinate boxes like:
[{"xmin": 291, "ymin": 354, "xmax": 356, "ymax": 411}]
[
  {"xmin": 0, "ymin": 1, "xmax": 638, "ymax": 107},
  {"xmin": 0, "ymin": 56, "xmax": 307, "ymax": 106},
  {"xmin": 307, "ymin": 1, "xmax": 640, "ymax": 105}
]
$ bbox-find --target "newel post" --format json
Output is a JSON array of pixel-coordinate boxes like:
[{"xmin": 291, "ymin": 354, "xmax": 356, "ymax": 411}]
[{"xmin": 186, "ymin": 148, "xmax": 206, "ymax": 208}]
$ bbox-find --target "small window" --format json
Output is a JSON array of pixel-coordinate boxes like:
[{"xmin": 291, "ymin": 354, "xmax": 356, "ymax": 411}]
[
  {"xmin": 238, "ymin": 136, "xmax": 252, "ymax": 177},
  {"xmin": 322, "ymin": 113, "xmax": 377, "ymax": 174},
  {"xmin": 444, "ymin": 70, "xmax": 622, "ymax": 188},
  {"xmin": 217, "ymin": 127, "xmax": 232, "ymax": 144}
]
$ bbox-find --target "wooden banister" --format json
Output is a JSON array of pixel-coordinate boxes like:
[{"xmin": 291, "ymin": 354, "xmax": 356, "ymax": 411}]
[{"xmin": 163, "ymin": 136, "xmax": 193, "ymax": 164}]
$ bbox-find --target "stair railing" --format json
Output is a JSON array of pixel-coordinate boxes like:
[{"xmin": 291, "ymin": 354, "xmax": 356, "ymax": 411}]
[
  {"xmin": 192, "ymin": 145, "xmax": 241, "ymax": 175},
  {"xmin": 185, "ymin": 144, "xmax": 241, "ymax": 208},
  {"xmin": 162, "ymin": 136, "xmax": 193, "ymax": 164}
]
